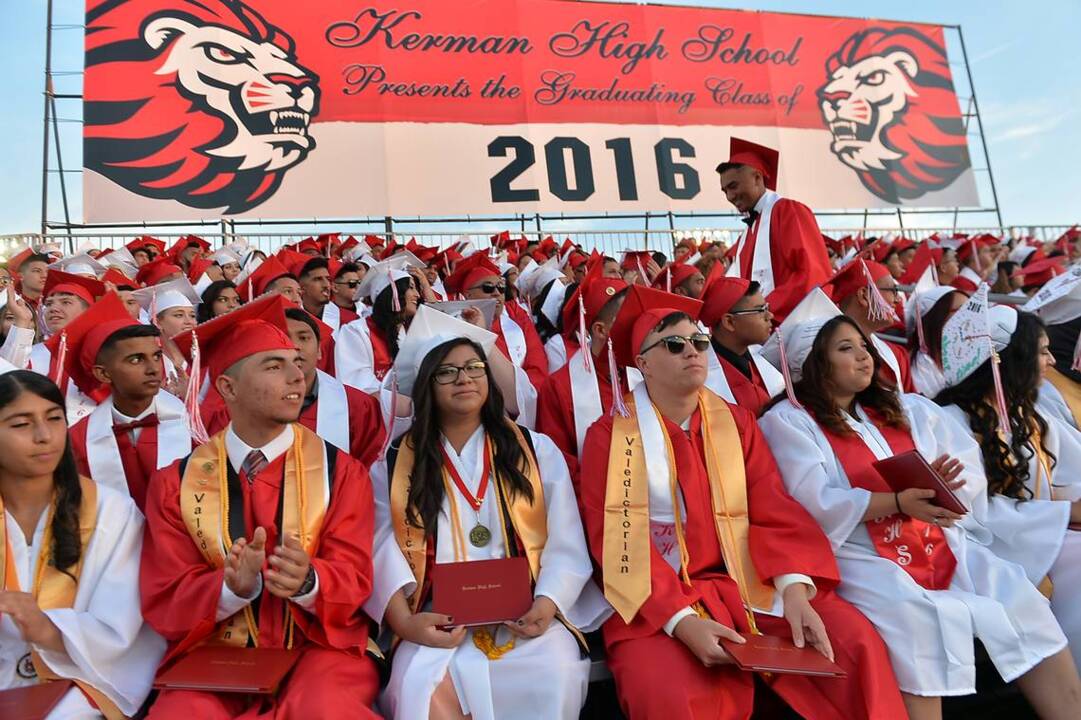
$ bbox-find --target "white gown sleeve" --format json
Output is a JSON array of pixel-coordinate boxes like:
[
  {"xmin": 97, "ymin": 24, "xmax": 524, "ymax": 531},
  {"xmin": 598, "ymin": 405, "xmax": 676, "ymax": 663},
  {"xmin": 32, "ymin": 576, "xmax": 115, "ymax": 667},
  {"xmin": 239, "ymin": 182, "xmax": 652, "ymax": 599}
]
[
  {"xmin": 0, "ymin": 327, "xmax": 35, "ymax": 369},
  {"xmin": 511, "ymin": 365, "xmax": 538, "ymax": 430},
  {"xmin": 334, "ymin": 319, "xmax": 381, "ymax": 395},
  {"xmin": 35, "ymin": 489, "xmax": 167, "ymax": 716},
  {"xmin": 758, "ymin": 402, "xmax": 871, "ymax": 550},
  {"xmin": 1038, "ymin": 380, "xmax": 1077, "ymax": 430},
  {"xmin": 362, "ymin": 456, "xmax": 417, "ymax": 624}
]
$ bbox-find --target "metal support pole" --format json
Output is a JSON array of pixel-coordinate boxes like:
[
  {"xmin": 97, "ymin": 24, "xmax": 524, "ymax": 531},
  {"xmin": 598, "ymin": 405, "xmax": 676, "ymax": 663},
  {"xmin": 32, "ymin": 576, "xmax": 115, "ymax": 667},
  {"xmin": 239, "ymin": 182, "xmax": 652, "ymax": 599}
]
[
  {"xmin": 956, "ymin": 26, "xmax": 1004, "ymax": 229},
  {"xmin": 383, "ymin": 215, "xmax": 393, "ymax": 240},
  {"xmin": 39, "ymin": 0, "xmax": 55, "ymax": 238},
  {"xmin": 49, "ymin": 95, "xmax": 73, "ymax": 251}
]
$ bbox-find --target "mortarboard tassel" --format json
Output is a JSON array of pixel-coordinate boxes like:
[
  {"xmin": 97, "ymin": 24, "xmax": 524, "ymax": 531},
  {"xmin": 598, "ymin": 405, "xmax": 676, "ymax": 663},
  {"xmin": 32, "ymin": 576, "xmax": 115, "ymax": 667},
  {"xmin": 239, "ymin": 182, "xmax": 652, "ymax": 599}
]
[
  {"xmin": 577, "ymin": 295, "xmax": 592, "ymax": 374},
  {"xmin": 185, "ymin": 331, "xmax": 210, "ymax": 444},
  {"xmin": 862, "ymin": 259, "xmax": 897, "ymax": 323},
  {"xmin": 776, "ymin": 333, "xmax": 804, "ymax": 411},
  {"xmin": 52, "ymin": 330, "xmax": 68, "ymax": 390},
  {"xmin": 989, "ymin": 347, "xmax": 1011, "ymax": 438},
  {"xmin": 915, "ymin": 301, "xmax": 929, "ymax": 355},
  {"xmin": 607, "ymin": 339, "xmax": 630, "ymax": 418},
  {"xmin": 378, "ymin": 369, "xmax": 398, "ymax": 460},
  {"xmin": 1071, "ymin": 331, "xmax": 1081, "ymax": 374},
  {"xmin": 390, "ymin": 270, "xmax": 401, "ymax": 313}
]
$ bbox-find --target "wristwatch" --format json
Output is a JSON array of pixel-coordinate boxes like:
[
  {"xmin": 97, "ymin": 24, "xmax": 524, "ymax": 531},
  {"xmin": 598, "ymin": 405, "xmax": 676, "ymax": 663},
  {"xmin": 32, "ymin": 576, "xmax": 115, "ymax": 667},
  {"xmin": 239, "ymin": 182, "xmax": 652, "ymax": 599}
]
[{"xmin": 292, "ymin": 566, "xmax": 316, "ymax": 598}]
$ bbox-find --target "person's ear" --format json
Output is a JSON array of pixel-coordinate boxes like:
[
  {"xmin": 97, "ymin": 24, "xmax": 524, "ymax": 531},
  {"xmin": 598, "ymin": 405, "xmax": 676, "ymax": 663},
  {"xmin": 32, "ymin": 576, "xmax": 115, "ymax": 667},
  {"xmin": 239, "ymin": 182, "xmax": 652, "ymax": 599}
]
[
  {"xmin": 215, "ymin": 373, "xmax": 238, "ymax": 404},
  {"xmin": 720, "ymin": 315, "xmax": 737, "ymax": 333},
  {"xmin": 589, "ymin": 320, "xmax": 607, "ymax": 342},
  {"xmin": 91, "ymin": 364, "xmax": 111, "ymax": 385}
]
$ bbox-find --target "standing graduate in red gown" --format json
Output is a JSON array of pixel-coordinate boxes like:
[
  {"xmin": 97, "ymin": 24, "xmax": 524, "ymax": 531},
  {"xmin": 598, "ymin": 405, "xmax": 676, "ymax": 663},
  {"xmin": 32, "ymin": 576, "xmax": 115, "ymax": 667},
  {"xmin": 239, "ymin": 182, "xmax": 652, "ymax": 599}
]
[
  {"xmin": 140, "ymin": 295, "xmax": 380, "ymax": 719},
  {"xmin": 577, "ymin": 287, "xmax": 905, "ymax": 720},
  {"xmin": 717, "ymin": 138, "xmax": 833, "ymax": 324}
]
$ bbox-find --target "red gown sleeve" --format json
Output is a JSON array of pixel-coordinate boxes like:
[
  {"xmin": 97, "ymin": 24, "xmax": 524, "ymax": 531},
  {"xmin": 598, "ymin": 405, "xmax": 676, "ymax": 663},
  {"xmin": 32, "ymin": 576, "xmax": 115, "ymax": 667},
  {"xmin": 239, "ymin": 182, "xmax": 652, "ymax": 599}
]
[
  {"xmin": 578, "ymin": 418, "xmax": 702, "ymax": 635},
  {"xmin": 291, "ymin": 450, "xmax": 375, "ymax": 650},
  {"xmin": 535, "ymin": 367, "xmax": 578, "ymax": 460},
  {"xmin": 767, "ymin": 200, "xmax": 834, "ymax": 323},
  {"xmin": 345, "ymin": 386, "xmax": 386, "ymax": 466}
]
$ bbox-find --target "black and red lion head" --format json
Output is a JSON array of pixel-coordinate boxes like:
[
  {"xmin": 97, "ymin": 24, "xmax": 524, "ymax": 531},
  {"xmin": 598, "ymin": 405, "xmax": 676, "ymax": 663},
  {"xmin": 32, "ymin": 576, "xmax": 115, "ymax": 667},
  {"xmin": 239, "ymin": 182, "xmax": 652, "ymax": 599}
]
[
  {"xmin": 818, "ymin": 27, "xmax": 971, "ymax": 204},
  {"xmin": 84, "ymin": 0, "xmax": 320, "ymax": 214}
]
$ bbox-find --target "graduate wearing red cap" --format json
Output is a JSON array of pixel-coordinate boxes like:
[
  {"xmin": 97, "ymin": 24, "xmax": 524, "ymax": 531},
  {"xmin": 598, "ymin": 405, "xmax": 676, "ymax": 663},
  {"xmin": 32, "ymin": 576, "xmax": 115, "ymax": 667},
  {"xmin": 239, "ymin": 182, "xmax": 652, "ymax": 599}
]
[
  {"xmin": 236, "ymin": 256, "xmax": 300, "ymax": 304},
  {"xmin": 716, "ymin": 138, "xmax": 833, "ymax": 323},
  {"xmin": 576, "ymin": 288, "xmax": 905, "ymax": 720},
  {"xmin": 140, "ymin": 294, "xmax": 381, "ymax": 719},
  {"xmin": 652, "ymin": 260, "xmax": 706, "ymax": 299},
  {"xmin": 165, "ymin": 234, "xmax": 210, "ymax": 272},
  {"xmin": 1017, "ymin": 256, "xmax": 1066, "ymax": 295},
  {"xmin": 951, "ymin": 234, "xmax": 1000, "ymax": 293},
  {"xmin": 67, "ymin": 295, "xmax": 193, "ymax": 511},
  {"xmin": 135, "ymin": 257, "xmax": 184, "ymax": 287},
  {"xmin": 825, "ymin": 260, "xmax": 914, "ymax": 392},
  {"xmin": 699, "ymin": 277, "xmax": 784, "ymax": 416}
]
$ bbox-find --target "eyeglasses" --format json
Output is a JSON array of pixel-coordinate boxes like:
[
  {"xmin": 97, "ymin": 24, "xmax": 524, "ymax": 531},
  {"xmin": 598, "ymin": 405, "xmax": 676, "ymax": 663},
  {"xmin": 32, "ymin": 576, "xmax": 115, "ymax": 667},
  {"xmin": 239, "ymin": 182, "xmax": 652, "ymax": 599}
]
[
  {"xmin": 877, "ymin": 285, "xmax": 903, "ymax": 297},
  {"xmin": 470, "ymin": 282, "xmax": 506, "ymax": 295},
  {"xmin": 640, "ymin": 333, "xmax": 711, "ymax": 355},
  {"xmin": 432, "ymin": 360, "xmax": 488, "ymax": 384},
  {"xmin": 728, "ymin": 303, "xmax": 770, "ymax": 316},
  {"xmin": 335, "ymin": 279, "xmax": 360, "ymax": 288}
]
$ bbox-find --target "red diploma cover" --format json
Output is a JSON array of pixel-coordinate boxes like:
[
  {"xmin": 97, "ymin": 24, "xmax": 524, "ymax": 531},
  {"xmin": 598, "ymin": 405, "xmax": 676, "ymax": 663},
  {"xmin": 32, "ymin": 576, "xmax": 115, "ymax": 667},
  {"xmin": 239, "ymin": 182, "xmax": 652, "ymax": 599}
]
[
  {"xmin": 0, "ymin": 680, "xmax": 73, "ymax": 720},
  {"xmin": 154, "ymin": 647, "xmax": 301, "ymax": 694},
  {"xmin": 872, "ymin": 450, "xmax": 968, "ymax": 515},
  {"xmin": 431, "ymin": 557, "xmax": 533, "ymax": 627},
  {"xmin": 720, "ymin": 634, "xmax": 847, "ymax": 677}
]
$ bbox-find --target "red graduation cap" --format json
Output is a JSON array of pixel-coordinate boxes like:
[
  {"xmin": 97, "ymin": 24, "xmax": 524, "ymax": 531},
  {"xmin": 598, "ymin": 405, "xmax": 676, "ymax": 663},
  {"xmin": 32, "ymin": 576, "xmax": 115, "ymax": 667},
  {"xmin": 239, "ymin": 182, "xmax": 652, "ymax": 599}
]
[
  {"xmin": 277, "ymin": 248, "xmax": 321, "ymax": 279},
  {"xmin": 238, "ymin": 256, "xmax": 293, "ymax": 302},
  {"xmin": 6, "ymin": 247, "xmax": 35, "ymax": 273},
  {"xmin": 651, "ymin": 260, "xmax": 700, "ymax": 293},
  {"xmin": 336, "ymin": 236, "xmax": 359, "ymax": 258},
  {"xmin": 956, "ymin": 234, "xmax": 998, "ymax": 263},
  {"xmin": 431, "ymin": 247, "xmax": 463, "ymax": 273},
  {"xmin": 174, "ymin": 293, "xmax": 294, "ymax": 381},
  {"xmin": 871, "ymin": 240, "xmax": 896, "ymax": 263},
  {"xmin": 608, "ymin": 286, "xmax": 703, "ymax": 369},
  {"xmin": 444, "ymin": 253, "xmax": 501, "ymax": 296},
  {"xmin": 187, "ymin": 257, "xmax": 215, "ymax": 284},
  {"xmin": 165, "ymin": 235, "xmax": 210, "ymax": 262},
  {"xmin": 49, "ymin": 292, "xmax": 141, "ymax": 396},
  {"xmin": 127, "ymin": 236, "xmax": 166, "ymax": 256},
  {"xmin": 621, "ymin": 251, "xmax": 653, "ymax": 276},
  {"xmin": 135, "ymin": 257, "xmax": 183, "ymax": 287},
  {"xmin": 43, "ymin": 269, "xmax": 106, "ymax": 305},
  {"xmin": 413, "ymin": 245, "xmax": 439, "ymax": 264},
  {"xmin": 101, "ymin": 267, "xmax": 138, "ymax": 289},
  {"xmin": 700, "ymin": 277, "xmax": 752, "ymax": 328},
  {"xmin": 566, "ymin": 252, "xmax": 588, "ymax": 270},
  {"xmin": 899, "ymin": 242, "xmax": 936, "ymax": 285},
  {"xmin": 490, "ymin": 231, "xmax": 512, "ymax": 249},
  {"xmin": 561, "ymin": 253, "xmax": 629, "ymax": 344},
  {"xmin": 293, "ymin": 237, "xmax": 321, "ymax": 256},
  {"xmin": 718, "ymin": 137, "xmax": 779, "ymax": 191},
  {"xmin": 826, "ymin": 259, "xmax": 891, "ymax": 304},
  {"xmin": 534, "ymin": 236, "xmax": 558, "ymax": 258},
  {"xmin": 1017, "ymin": 257, "xmax": 1066, "ymax": 289},
  {"xmin": 893, "ymin": 237, "xmax": 917, "ymax": 254},
  {"xmin": 364, "ymin": 234, "xmax": 385, "ymax": 249}
]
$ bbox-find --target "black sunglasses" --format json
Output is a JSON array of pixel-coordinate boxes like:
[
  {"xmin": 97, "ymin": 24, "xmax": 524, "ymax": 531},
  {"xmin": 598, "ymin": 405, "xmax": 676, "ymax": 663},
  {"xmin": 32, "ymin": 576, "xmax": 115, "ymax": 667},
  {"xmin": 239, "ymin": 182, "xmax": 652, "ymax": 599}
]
[
  {"xmin": 335, "ymin": 279, "xmax": 360, "ymax": 288},
  {"xmin": 471, "ymin": 282, "xmax": 506, "ymax": 295},
  {"xmin": 640, "ymin": 333, "xmax": 711, "ymax": 355}
]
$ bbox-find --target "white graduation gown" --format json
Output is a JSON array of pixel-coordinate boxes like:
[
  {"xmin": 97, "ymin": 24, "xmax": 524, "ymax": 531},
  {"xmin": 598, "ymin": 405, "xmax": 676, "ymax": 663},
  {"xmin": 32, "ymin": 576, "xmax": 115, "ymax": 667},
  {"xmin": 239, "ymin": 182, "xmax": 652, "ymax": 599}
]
[
  {"xmin": 27, "ymin": 344, "xmax": 97, "ymax": 426},
  {"xmin": 545, "ymin": 334, "xmax": 568, "ymax": 374},
  {"xmin": 1036, "ymin": 379, "xmax": 1078, "ymax": 430},
  {"xmin": 759, "ymin": 394, "xmax": 1066, "ymax": 696},
  {"xmin": 366, "ymin": 426, "xmax": 608, "ymax": 720},
  {"xmin": 0, "ymin": 485, "xmax": 166, "ymax": 718},
  {"xmin": 939, "ymin": 403, "xmax": 1081, "ymax": 669},
  {"xmin": 334, "ymin": 317, "xmax": 387, "ymax": 395},
  {"xmin": 911, "ymin": 351, "xmax": 947, "ymax": 399}
]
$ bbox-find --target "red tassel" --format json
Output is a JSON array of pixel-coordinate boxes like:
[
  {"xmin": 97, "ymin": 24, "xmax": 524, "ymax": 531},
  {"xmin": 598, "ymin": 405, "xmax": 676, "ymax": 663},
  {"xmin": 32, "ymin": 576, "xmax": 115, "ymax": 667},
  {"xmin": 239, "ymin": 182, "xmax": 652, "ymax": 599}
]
[
  {"xmin": 607, "ymin": 339, "xmax": 630, "ymax": 417},
  {"xmin": 52, "ymin": 330, "xmax": 68, "ymax": 390},
  {"xmin": 185, "ymin": 331, "xmax": 210, "ymax": 444},
  {"xmin": 862, "ymin": 259, "xmax": 897, "ymax": 323}
]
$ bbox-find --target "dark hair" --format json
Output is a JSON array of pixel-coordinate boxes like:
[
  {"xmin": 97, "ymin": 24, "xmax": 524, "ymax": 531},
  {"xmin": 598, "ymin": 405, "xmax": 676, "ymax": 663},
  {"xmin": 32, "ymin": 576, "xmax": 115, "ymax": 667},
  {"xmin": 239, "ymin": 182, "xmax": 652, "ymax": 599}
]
[
  {"xmin": 97, "ymin": 323, "xmax": 161, "ymax": 362},
  {"xmin": 1047, "ymin": 318, "xmax": 1081, "ymax": 383},
  {"xmin": 744, "ymin": 281, "xmax": 761, "ymax": 298},
  {"xmin": 198, "ymin": 280, "xmax": 237, "ymax": 322},
  {"xmin": 532, "ymin": 279, "xmax": 562, "ymax": 342},
  {"xmin": 285, "ymin": 307, "xmax": 320, "ymax": 341},
  {"xmin": 653, "ymin": 310, "xmax": 693, "ymax": 337},
  {"xmin": 23, "ymin": 253, "xmax": 52, "ymax": 268},
  {"xmin": 299, "ymin": 257, "xmax": 329, "ymax": 280},
  {"xmin": 594, "ymin": 286, "xmax": 628, "ymax": 328},
  {"xmin": 786, "ymin": 316, "xmax": 909, "ymax": 436},
  {"xmin": 0, "ymin": 371, "xmax": 82, "ymax": 576},
  {"xmin": 935, "ymin": 311, "xmax": 1054, "ymax": 499},
  {"xmin": 371, "ymin": 276, "xmax": 414, "ymax": 359},
  {"xmin": 907, "ymin": 290, "xmax": 963, "ymax": 365},
  {"xmin": 651, "ymin": 251, "xmax": 668, "ymax": 267},
  {"xmin": 335, "ymin": 261, "xmax": 359, "ymax": 279},
  {"xmin": 715, "ymin": 161, "xmax": 746, "ymax": 176},
  {"xmin": 403, "ymin": 339, "xmax": 534, "ymax": 532}
]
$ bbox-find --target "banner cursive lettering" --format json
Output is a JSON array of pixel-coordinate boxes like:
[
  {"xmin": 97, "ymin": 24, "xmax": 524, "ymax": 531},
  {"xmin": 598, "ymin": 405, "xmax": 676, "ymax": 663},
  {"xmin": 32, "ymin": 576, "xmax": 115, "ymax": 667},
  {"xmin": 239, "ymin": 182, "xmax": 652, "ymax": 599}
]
[{"xmin": 327, "ymin": 7, "xmax": 532, "ymax": 55}]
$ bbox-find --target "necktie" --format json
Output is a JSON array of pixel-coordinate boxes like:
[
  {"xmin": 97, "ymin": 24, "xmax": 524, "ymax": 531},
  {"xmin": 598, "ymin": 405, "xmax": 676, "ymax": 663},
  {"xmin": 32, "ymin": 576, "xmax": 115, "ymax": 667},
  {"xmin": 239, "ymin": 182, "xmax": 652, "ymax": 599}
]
[
  {"xmin": 742, "ymin": 210, "xmax": 760, "ymax": 227},
  {"xmin": 241, "ymin": 449, "xmax": 267, "ymax": 481}
]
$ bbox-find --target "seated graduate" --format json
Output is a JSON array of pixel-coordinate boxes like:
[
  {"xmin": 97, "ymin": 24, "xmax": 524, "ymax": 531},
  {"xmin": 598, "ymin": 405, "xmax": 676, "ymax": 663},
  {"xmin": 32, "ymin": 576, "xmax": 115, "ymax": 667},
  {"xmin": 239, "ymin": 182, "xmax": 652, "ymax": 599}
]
[
  {"xmin": 64, "ymin": 293, "xmax": 192, "ymax": 512},
  {"xmin": 933, "ymin": 298, "xmax": 1081, "ymax": 670},
  {"xmin": 366, "ymin": 305, "xmax": 607, "ymax": 720},
  {"xmin": 758, "ymin": 289, "xmax": 1081, "ymax": 720},
  {"xmin": 1025, "ymin": 269, "xmax": 1081, "ymax": 428},
  {"xmin": 139, "ymin": 294, "xmax": 381, "ymax": 719},
  {"xmin": 904, "ymin": 277, "xmax": 968, "ymax": 398},
  {"xmin": 0, "ymin": 370, "xmax": 165, "ymax": 718},
  {"xmin": 577, "ymin": 286, "xmax": 904, "ymax": 720}
]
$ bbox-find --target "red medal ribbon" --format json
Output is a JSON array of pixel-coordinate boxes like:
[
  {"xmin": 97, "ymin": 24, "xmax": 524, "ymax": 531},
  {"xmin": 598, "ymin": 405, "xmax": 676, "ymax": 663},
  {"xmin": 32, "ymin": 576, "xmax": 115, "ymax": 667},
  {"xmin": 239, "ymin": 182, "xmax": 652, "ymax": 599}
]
[{"xmin": 441, "ymin": 436, "xmax": 491, "ymax": 512}]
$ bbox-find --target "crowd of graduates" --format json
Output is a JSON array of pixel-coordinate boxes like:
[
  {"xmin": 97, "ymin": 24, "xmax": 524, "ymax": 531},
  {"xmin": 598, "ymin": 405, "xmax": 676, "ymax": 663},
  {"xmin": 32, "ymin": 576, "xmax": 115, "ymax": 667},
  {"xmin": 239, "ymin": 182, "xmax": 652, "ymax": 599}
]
[{"xmin": 3, "ymin": 138, "xmax": 1081, "ymax": 719}]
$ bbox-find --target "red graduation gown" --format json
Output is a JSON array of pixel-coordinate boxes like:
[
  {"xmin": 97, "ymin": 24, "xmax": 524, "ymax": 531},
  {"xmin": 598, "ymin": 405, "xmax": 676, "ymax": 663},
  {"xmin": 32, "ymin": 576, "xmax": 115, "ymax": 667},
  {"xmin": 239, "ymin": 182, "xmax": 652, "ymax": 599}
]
[
  {"xmin": 296, "ymin": 384, "xmax": 386, "ymax": 467},
  {"xmin": 70, "ymin": 415, "xmax": 159, "ymax": 512},
  {"xmin": 140, "ymin": 442, "xmax": 379, "ymax": 718},
  {"xmin": 879, "ymin": 338, "xmax": 915, "ymax": 393},
  {"xmin": 716, "ymin": 352, "xmax": 772, "ymax": 417},
  {"xmin": 535, "ymin": 348, "xmax": 614, "ymax": 462},
  {"xmin": 735, "ymin": 198, "xmax": 833, "ymax": 324},
  {"xmin": 578, "ymin": 404, "xmax": 904, "ymax": 720},
  {"xmin": 495, "ymin": 302, "xmax": 550, "ymax": 390}
]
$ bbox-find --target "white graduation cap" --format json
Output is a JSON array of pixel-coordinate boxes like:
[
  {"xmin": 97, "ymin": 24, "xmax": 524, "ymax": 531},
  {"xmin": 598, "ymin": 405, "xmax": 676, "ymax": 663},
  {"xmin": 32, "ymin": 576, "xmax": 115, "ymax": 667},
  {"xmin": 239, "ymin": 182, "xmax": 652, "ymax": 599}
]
[
  {"xmin": 74, "ymin": 239, "xmax": 100, "ymax": 255},
  {"xmin": 239, "ymin": 250, "xmax": 266, "ymax": 274},
  {"xmin": 394, "ymin": 304, "xmax": 497, "ymax": 397},
  {"xmin": 102, "ymin": 247, "xmax": 139, "ymax": 277},
  {"xmin": 539, "ymin": 279, "xmax": 568, "ymax": 326},
  {"xmin": 904, "ymin": 264, "xmax": 955, "ymax": 348},
  {"xmin": 759, "ymin": 288, "xmax": 844, "ymax": 385},
  {"xmin": 457, "ymin": 237, "xmax": 479, "ymax": 258},
  {"xmin": 212, "ymin": 247, "xmax": 242, "ymax": 267},
  {"xmin": 426, "ymin": 299, "xmax": 499, "ymax": 329},
  {"xmin": 516, "ymin": 255, "xmax": 563, "ymax": 301},
  {"xmin": 50, "ymin": 252, "xmax": 106, "ymax": 278},
  {"xmin": 1022, "ymin": 264, "xmax": 1081, "ymax": 325},
  {"xmin": 1008, "ymin": 244, "xmax": 1039, "ymax": 265},
  {"xmin": 355, "ymin": 251, "xmax": 425, "ymax": 305},
  {"xmin": 132, "ymin": 277, "xmax": 202, "ymax": 316}
]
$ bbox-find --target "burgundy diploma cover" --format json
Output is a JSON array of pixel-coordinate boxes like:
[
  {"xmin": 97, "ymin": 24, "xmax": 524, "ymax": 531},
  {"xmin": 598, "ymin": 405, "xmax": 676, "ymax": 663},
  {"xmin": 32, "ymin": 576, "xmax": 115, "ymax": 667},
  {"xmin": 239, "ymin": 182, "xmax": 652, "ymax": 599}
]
[
  {"xmin": 154, "ymin": 646, "xmax": 301, "ymax": 694},
  {"xmin": 0, "ymin": 680, "xmax": 73, "ymax": 720},
  {"xmin": 872, "ymin": 450, "xmax": 968, "ymax": 515},
  {"xmin": 431, "ymin": 556, "xmax": 533, "ymax": 627},
  {"xmin": 720, "ymin": 634, "xmax": 847, "ymax": 677}
]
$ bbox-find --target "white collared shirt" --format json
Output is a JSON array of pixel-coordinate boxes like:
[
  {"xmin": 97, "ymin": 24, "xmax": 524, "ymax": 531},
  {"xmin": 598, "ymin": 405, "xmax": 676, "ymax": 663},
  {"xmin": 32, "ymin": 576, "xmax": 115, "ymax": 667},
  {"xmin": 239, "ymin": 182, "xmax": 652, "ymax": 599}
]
[{"xmin": 111, "ymin": 401, "xmax": 156, "ymax": 443}]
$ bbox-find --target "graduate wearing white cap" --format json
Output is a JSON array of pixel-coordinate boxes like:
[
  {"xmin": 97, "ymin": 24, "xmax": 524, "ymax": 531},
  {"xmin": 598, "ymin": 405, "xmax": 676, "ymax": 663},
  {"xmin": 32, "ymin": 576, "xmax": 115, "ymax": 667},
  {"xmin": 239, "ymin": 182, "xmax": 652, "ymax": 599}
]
[
  {"xmin": 1025, "ymin": 265, "xmax": 1081, "ymax": 428},
  {"xmin": 903, "ymin": 266, "xmax": 969, "ymax": 398},
  {"xmin": 131, "ymin": 277, "xmax": 201, "ymax": 339},
  {"xmin": 933, "ymin": 288, "xmax": 1081, "ymax": 672},
  {"xmin": 758, "ymin": 288, "xmax": 1079, "ymax": 712},
  {"xmin": 49, "ymin": 252, "xmax": 107, "ymax": 279},
  {"xmin": 364, "ymin": 304, "xmax": 607, "ymax": 720},
  {"xmin": 211, "ymin": 247, "xmax": 242, "ymax": 281}
]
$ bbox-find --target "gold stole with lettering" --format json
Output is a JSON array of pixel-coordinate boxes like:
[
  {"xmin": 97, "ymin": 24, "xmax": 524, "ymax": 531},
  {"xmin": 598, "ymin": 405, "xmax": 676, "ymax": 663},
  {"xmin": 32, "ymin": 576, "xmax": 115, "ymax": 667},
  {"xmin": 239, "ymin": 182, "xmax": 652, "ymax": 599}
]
[
  {"xmin": 179, "ymin": 424, "xmax": 328, "ymax": 648},
  {"xmin": 603, "ymin": 390, "xmax": 775, "ymax": 625},
  {"xmin": 0, "ymin": 477, "xmax": 124, "ymax": 720},
  {"xmin": 1045, "ymin": 367, "xmax": 1081, "ymax": 429},
  {"xmin": 389, "ymin": 421, "xmax": 547, "ymax": 613}
]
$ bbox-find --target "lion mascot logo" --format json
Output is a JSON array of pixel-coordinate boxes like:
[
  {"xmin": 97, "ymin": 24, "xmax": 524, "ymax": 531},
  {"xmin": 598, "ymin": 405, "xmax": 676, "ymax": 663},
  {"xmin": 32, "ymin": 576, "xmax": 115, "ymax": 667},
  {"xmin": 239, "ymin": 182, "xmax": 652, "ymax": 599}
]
[
  {"xmin": 84, "ymin": 0, "xmax": 320, "ymax": 214},
  {"xmin": 818, "ymin": 27, "xmax": 971, "ymax": 204}
]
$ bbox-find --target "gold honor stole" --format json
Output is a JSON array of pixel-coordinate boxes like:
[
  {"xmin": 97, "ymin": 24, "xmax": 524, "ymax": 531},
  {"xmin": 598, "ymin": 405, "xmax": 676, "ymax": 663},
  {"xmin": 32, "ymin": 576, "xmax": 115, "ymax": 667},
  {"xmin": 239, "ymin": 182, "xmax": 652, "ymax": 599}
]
[
  {"xmin": 603, "ymin": 390, "xmax": 775, "ymax": 626},
  {"xmin": 0, "ymin": 477, "xmax": 124, "ymax": 720},
  {"xmin": 390, "ymin": 421, "xmax": 548, "ymax": 613},
  {"xmin": 180, "ymin": 424, "xmax": 328, "ymax": 649},
  {"xmin": 1045, "ymin": 367, "xmax": 1081, "ymax": 429}
]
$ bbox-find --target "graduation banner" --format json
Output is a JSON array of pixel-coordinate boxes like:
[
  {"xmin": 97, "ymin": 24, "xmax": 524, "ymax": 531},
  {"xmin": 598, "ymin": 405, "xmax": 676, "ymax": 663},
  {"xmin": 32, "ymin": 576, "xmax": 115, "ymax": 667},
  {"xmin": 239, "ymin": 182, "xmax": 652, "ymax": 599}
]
[{"xmin": 82, "ymin": 0, "xmax": 979, "ymax": 222}]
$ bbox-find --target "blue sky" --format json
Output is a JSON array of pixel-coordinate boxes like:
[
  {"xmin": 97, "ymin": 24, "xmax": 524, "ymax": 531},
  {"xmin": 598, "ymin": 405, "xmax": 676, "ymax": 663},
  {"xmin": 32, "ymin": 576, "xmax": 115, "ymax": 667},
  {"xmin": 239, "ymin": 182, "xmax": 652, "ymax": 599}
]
[{"xmin": 2, "ymin": 0, "xmax": 1078, "ymax": 235}]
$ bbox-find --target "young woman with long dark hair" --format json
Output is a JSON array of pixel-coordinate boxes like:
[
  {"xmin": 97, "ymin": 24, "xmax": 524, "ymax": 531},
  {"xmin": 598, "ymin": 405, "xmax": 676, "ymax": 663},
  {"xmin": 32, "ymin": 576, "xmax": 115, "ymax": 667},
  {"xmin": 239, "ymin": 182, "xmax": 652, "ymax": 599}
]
[
  {"xmin": 365, "ymin": 308, "xmax": 605, "ymax": 719},
  {"xmin": 759, "ymin": 302, "xmax": 1081, "ymax": 720},
  {"xmin": 906, "ymin": 287, "xmax": 967, "ymax": 397},
  {"xmin": 0, "ymin": 370, "xmax": 164, "ymax": 716},
  {"xmin": 935, "ymin": 307, "xmax": 1081, "ymax": 670},
  {"xmin": 196, "ymin": 279, "xmax": 240, "ymax": 323}
]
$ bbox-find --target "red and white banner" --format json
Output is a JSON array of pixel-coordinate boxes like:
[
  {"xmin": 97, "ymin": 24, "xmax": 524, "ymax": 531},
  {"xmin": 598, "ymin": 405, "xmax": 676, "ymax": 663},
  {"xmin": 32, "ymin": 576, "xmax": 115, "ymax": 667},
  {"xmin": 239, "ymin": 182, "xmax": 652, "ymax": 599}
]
[{"xmin": 83, "ymin": 0, "xmax": 979, "ymax": 222}]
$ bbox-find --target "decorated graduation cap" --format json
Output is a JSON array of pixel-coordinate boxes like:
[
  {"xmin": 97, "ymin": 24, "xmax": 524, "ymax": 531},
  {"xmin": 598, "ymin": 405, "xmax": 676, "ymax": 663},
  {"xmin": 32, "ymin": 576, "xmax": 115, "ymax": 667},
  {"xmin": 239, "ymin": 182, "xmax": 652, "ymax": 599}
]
[
  {"xmin": 717, "ymin": 137, "xmax": 779, "ymax": 191},
  {"xmin": 50, "ymin": 252, "xmax": 106, "ymax": 279},
  {"xmin": 443, "ymin": 253, "xmax": 502, "ymax": 297},
  {"xmin": 700, "ymin": 276, "xmax": 752, "ymax": 328},
  {"xmin": 1023, "ymin": 264, "xmax": 1081, "ymax": 325},
  {"xmin": 132, "ymin": 277, "xmax": 201, "ymax": 317},
  {"xmin": 237, "ymin": 256, "xmax": 293, "ymax": 302},
  {"xmin": 940, "ymin": 285, "xmax": 1016, "ymax": 436},
  {"xmin": 759, "ymin": 288, "xmax": 844, "ymax": 408},
  {"xmin": 824, "ymin": 258, "xmax": 897, "ymax": 323},
  {"xmin": 355, "ymin": 251, "xmax": 425, "ymax": 306},
  {"xmin": 46, "ymin": 292, "xmax": 139, "ymax": 397},
  {"xmin": 135, "ymin": 257, "xmax": 184, "ymax": 287},
  {"xmin": 43, "ymin": 269, "xmax": 106, "ymax": 305},
  {"xmin": 394, "ymin": 304, "xmax": 498, "ymax": 397}
]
